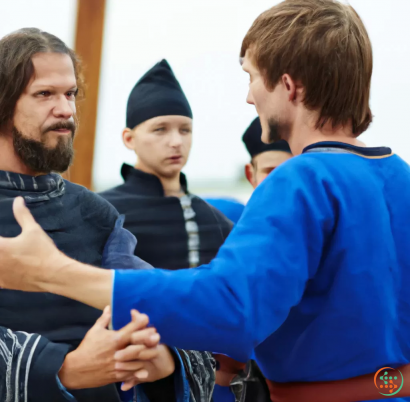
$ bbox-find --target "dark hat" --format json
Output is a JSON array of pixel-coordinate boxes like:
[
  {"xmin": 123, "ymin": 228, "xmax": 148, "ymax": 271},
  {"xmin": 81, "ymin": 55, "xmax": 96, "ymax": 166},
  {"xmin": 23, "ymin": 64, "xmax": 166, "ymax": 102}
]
[
  {"xmin": 242, "ymin": 117, "xmax": 291, "ymax": 158},
  {"xmin": 126, "ymin": 59, "xmax": 192, "ymax": 129}
]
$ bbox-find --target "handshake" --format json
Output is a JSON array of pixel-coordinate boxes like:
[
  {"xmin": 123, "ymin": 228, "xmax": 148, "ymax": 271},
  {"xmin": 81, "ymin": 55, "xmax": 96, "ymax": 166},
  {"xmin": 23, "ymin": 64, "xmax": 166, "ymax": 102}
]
[{"xmin": 58, "ymin": 307, "xmax": 175, "ymax": 392}]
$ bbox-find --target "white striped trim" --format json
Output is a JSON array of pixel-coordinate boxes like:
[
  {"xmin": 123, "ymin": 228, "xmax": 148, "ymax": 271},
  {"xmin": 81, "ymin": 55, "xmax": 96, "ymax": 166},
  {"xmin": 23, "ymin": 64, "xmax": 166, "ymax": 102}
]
[
  {"xmin": 24, "ymin": 335, "xmax": 41, "ymax": 402},
  {"xmin": 15, "ymin": 334, "xmax": 33, "ymax": 402}
]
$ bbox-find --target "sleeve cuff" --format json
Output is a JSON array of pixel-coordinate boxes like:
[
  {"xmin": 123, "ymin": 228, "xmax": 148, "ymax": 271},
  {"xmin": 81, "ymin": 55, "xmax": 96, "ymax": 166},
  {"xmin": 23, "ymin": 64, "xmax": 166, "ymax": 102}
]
[
  {"xmin": 55, "ymin": 375, "xmax": 76, "ymax": 401},
  {"xmin": 135, "ymin": 347, "xmax": 191, "ymax": 402},
  {"xmin": 111, "ymin": 269, "xmax": 116, "ymax": 330},
  {"xmin": 28, "ymin": 339, "xmax": 76, "ymax": 402}
]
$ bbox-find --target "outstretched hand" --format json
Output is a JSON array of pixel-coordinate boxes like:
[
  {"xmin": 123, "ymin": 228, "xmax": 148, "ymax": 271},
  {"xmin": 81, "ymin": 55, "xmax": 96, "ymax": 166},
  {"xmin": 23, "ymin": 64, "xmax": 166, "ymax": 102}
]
[{"xmin": 0, "ymin": 197, "xmax": 68, "ymax": 291}]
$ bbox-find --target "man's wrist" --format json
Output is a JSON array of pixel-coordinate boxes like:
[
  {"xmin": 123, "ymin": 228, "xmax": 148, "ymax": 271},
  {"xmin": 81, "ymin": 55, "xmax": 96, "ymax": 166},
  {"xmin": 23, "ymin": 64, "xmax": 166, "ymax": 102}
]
[
  {"xmin": 37, "ymin": 253, "xmax": 74, "ymax": 292},
  {"xmin": 39, "ymin": 257, "xmax": 113, "ymax": 310},
  {"xmin": 58, "ymin": 351, "xmax": 81, "ymax": 390},
  {"xmin": 155, "ymin": 345, "xmax": 176, "ymax": 379}
]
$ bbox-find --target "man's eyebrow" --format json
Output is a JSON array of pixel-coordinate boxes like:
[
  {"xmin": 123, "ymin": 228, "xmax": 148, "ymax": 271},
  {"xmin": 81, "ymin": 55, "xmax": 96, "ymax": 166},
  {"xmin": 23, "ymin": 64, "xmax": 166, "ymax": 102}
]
[
  {"xmin": 151, "ymin": 121, "xmax": 168, "ymax": 127},
  {"xmin": 31, "ymin": 84, "xmax": 56, "ymax": 90},
  {"xmin": 30, "ymin": 84, "xmax": 78, "ymax": 91}
]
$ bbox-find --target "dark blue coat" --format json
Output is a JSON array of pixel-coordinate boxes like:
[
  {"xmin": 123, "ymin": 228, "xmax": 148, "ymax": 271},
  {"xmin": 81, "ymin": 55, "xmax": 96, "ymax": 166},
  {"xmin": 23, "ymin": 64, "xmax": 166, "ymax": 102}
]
[{"xmin": 0, "ymin": 170, "xmax": 121, "ymax": 402}]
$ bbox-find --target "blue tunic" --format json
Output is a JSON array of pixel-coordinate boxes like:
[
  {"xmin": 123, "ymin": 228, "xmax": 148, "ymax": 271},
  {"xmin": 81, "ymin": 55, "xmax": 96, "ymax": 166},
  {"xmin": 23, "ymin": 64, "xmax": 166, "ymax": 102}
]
[{"xmin": 113, "ymin": 142, "xmax": 410, "ymax": 402}]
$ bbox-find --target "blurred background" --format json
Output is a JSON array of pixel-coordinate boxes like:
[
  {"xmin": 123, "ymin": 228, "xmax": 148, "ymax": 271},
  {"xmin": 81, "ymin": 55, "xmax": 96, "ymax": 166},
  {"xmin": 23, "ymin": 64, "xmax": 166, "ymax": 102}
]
[{"xmin": 2, "ymin": 0, "xmax": 409, "ymax": 202}]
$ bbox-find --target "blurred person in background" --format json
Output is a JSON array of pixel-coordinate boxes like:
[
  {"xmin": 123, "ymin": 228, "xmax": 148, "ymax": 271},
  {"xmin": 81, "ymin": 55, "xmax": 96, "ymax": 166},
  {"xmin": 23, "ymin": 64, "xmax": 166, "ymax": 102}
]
[
  {"xmin": 204, "ymin": 116, "xmax": 292, "ymax": 226},
  {"xmin": 242, "ymin": 117, "xmax": 292, "ymax": 188},
  {"xmin": 101, "ymin": 59, "xmax": 232, "ymax": 270}
]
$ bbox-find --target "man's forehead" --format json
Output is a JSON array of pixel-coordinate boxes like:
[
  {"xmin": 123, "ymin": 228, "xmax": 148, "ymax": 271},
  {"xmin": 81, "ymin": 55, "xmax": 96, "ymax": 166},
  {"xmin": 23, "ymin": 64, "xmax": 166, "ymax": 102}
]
[
  {"xmin": 147, "ymin": 115, "xmax": 192, "ymax": 126},
  {"xmin": 255, "ymin": 150, "xmax": 292, "ymax": 168},
  {"xmin": 28, "ymin": 52, "xmax": 76, "ymax": 88},
  {"xmin": 240, "ymin": 48, "xmax": 256, "ymax": 71}
]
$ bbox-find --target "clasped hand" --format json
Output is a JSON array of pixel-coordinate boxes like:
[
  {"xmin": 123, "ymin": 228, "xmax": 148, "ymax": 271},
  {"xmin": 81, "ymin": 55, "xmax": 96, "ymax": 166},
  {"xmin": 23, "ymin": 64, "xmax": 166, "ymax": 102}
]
[{"xmin": 59, "ymin": 308, "xmax": 175, "ymax": 392}]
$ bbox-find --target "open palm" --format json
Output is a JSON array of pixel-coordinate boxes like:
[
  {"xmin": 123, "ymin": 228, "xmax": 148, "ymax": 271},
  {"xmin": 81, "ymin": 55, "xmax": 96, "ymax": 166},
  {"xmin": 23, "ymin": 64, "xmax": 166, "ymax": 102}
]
[{"xmin": 0, "ymin": 197, "xmax": 64, "ymax": 291}]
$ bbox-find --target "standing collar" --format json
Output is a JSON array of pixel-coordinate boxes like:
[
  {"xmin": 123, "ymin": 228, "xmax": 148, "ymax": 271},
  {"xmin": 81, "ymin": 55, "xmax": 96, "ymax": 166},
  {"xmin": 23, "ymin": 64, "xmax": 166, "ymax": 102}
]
[
  {"xmin": 121, "ymin": 163, "xmax": 188, "ymax": 197},
  {"xmin": 303, "ymin": 141, "xmax": 392, "ymax": 158},
  {"xmin": 0, "ymin": 170, "xmax": 65, "ymax": 202}
]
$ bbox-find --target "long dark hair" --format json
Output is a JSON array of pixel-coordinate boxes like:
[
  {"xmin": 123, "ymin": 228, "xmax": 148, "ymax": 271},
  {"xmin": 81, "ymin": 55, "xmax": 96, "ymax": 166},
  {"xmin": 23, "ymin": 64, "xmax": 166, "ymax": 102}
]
[{"xmin": 0, "ymin": 28, "xmax": 84, "ymax": 129}]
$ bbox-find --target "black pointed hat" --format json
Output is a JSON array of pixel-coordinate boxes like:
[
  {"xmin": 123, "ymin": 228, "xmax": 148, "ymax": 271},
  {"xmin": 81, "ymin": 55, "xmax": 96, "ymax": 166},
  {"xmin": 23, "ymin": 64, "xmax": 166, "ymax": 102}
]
[{"xmin": 126, "ymin": 59, "xmax": 192, "ymax": 129}]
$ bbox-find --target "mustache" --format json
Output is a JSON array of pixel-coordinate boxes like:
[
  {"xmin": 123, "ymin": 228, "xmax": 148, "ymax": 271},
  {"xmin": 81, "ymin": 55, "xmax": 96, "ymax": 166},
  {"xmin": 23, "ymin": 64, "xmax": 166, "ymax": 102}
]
[{"xmin": 43, "ymin": 121, "xmax": 76, "ymax": 135}]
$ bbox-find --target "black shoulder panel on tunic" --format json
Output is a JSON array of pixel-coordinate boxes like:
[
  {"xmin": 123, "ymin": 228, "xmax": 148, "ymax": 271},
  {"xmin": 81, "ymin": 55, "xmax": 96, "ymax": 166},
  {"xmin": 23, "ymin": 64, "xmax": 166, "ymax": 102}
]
[
  {"xmin": 0, "ymin": 180, "xmax": 119, "ymax": 345},
  {"xmin": 101, "ymin": 180, "xmax": 233, "ymax": 269},
  {"xmin": 102, "ymin": 182, "xmax": 189, "ymax": 269}
]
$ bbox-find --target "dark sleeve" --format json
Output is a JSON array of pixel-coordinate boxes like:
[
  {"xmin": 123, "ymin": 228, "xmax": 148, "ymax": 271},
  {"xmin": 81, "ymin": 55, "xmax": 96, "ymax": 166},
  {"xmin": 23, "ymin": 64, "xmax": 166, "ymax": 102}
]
[
  {"xmin": 101, "ymin": 215, "xmax": 153, "ymax": 271},
  {"xmin": 137, "ymin": 348, "xmax": 215, "ymax": 402},
  {"xmin": 207, "ymin": 203, "xmax": 234, "ymax": 241},
  {"xmin": 0, "ymin": 326, "xmax": 74, "ymax": 402},
  {"xmin": 141, "ymin": 374, "xmax": 176, "ymax": 402},
  {"xmin": 217, "ymin": 211, "xmax": 233, "ymax": 241},
  {"xmin": 178, "ymin": 350, "xmax": 216, "ymax": 402},
  {"xmin": 28, "ymin": 337, "xmax": 75, "ymax": 402}
]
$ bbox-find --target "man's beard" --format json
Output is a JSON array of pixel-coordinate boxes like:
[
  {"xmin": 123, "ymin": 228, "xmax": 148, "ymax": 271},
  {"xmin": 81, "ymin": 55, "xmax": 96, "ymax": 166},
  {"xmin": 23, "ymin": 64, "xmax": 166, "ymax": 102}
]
[
  {"xmin": 12, "ymin": 121, "xmax": 76, "ymax": 174},
  {"xmin": 268, "ymin": 117, "xmax": 290, "ymax": 144},
  {"xmin": 267, "ymin": 118, "xmax": 284, "ymax": 143}
]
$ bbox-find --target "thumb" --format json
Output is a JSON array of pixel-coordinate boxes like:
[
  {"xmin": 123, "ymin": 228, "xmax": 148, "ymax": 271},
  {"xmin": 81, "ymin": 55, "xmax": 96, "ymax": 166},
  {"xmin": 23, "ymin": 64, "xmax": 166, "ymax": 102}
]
[
  {"xmin": 13, "ymin": 197, "xmax": 38, "ymax": 232},
  {"xmin": 94, "ymin": 305, "xmax": 112, "ymax": 329}
]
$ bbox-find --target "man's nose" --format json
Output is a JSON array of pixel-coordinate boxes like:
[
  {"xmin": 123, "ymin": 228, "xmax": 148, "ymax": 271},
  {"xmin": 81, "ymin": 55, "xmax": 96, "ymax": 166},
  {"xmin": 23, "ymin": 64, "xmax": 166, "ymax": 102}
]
[
  {"xmin": 169, "ymin": 131, "xmax": 183, "ymax": 147},
  {"xmin": 53, "ymin": 96, "xmax": 74, "ymax": 119},
  {"xmin": 246, "ymin": 90, "xmax": 255, "ymax": 105}
]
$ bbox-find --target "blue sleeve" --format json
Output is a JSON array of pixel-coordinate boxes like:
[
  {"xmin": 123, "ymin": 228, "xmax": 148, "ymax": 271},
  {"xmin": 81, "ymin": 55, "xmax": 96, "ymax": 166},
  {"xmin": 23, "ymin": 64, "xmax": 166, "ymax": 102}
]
[{"xmin": 112, "ymin": 159, "xmax": 334, "ymax": 362}]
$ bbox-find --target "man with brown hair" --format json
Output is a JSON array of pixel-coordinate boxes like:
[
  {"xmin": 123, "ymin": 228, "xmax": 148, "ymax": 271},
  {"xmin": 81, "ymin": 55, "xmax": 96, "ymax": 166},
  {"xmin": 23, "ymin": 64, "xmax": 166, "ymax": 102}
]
[
  {"xmin": 0, "ymin": 28, "xmax": 209, "ymax": 402},
  {"xmin": 1, "ymin": 2, "xmax": 410, "ymax": 401}
]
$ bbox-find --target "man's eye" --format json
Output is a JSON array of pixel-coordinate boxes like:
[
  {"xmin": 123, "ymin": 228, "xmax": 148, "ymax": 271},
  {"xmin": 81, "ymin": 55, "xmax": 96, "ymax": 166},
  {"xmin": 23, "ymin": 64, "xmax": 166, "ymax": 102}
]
[
  {"xmin": 181, "ymin": 129, "xmax": 191, "ymax": 134},
  {"xmin": 154, "ymin": 127, "xmax": 165, "ymax": 132},
  {"xmin": 66, "ymin": 90, "xmax": 78, "ymax": 99},
  {"xmin": 38, "ymin": 91, "xmax": 51, "ymax": 97}
]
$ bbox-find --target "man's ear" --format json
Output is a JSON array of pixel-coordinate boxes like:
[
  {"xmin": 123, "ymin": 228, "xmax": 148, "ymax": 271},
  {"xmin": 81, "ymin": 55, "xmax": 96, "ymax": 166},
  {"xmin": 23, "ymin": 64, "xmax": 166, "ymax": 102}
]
[
  {"xmin": 245, "ymin": 163, "xmax": 257, "ymax": 189},
  {"xmin": 282, "ymin": 74, "xmax": 297, "ymax": 102},
  {"xmin": 122, "ymin": 128, "xmax": 135, "ymax": 151}
]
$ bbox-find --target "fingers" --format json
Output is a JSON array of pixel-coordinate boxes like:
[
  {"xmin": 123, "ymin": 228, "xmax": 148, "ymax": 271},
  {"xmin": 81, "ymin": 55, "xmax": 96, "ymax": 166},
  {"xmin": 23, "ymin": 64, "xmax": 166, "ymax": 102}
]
[
  {"xmin": 115, "ymin": 342, "xmax": 160, "ymax": 362},
  {"xmin": 115, "ymin": 371, "xmax": 136, "ymax": 382},
  {"xmin": 120, "ymin": 370, "xmax": 149, "ymax": 391},
  {"xmin": 13, "ymin": 197, "xmax": 38, "ymax": 232},
  {"xmin": 136, "ymin": 346, "xmax": 160, "ymax": 361},
  {"xmin": 121, "ymin": 379, "xmax": 139, "ymax": 392},
  {"xmin": 134, "ymin": 369, "xmax": 149, "ymax": 380},
  {"xmin": 94, "ymin": 306, "xmax": 112, "ymax": 329},
  {"xmin": 131, "ymin": 328, "xmax": 160, "ymax": 348},
  {"xmin": 131, "ymin": 309, "xmax": 144, "ymax": 323},
  {"xmin": 117, "ymin": 310, "xmax": 149, "ymax": 338},
  {"xmin": 115, "ymin": 344, "xmax": 145, "ymax": 362},
  {"xmin": 115, "ymin": 360, "xmax": 144, "ymax": 371}
]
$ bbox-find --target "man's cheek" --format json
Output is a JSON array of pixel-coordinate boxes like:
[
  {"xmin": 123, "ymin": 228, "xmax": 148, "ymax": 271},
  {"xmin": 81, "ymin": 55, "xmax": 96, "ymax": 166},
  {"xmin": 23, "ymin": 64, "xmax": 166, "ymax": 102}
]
[{"xmin": 256, "ymin": 173, "xmax": 268, "ymax": 187}]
